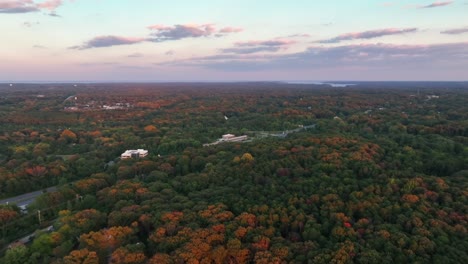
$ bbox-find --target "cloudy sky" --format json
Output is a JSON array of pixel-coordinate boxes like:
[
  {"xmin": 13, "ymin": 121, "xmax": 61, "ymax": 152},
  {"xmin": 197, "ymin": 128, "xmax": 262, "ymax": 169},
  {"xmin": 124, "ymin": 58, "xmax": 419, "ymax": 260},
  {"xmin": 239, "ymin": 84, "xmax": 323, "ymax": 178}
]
[{"xmin": 1, "ymin": 0, "xmax": 468, "ymax": 81}]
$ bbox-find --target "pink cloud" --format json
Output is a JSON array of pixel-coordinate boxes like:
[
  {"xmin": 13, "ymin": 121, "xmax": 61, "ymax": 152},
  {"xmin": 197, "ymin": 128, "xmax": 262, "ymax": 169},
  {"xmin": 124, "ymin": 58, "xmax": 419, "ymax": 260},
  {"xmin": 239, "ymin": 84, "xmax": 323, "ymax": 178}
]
[
  {"xmin": 0, "ymin": 0, "xmax": 38, "ymax": 13},
  {"xmin": 0, "ymin": 0, "xmax": 65, "ymax": 13},
  {"xmin": 219, "ymin": 27, "xmax": 243, "ymax": 33},
  {"xmin": 147, "ymin": 24, "xmax": 172, "ymax": 30},
  {"xmin": 36, "ymin": 0, "xmax": 63, "ymax": 11}
]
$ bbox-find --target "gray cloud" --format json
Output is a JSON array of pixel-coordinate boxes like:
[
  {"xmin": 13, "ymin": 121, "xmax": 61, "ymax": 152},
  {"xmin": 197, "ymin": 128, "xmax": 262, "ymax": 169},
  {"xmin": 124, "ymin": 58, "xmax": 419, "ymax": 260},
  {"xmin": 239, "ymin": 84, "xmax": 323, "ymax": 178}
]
[
  {"xmin": 236, "ymin": 39, "xmax": 296, "ymax": 47},
  {"xmin": 0, "ymin": 0, "xmax": 64, "ymax": 14},
  {"xmin": 0, "ymin": 1, "xmax": 38, "ymax": 13},
  {"xmin": 70, "ymin": 35, "xmax": 145, "ymax": 50},
  {"xmin": 318, "ymin": 28, "xmax": 418, "ymax": 43},
  {"xmin": 161, "ymin": 42, "xmax": 468, "ymax": 72},
  {"xmin": 420, "ymin": 1, "xmax": 453, "ymax": 8},
  {"xmin": 148, "ymin": 24, "xmax": 217, "ymax": 42},
  {"xmin": 441, "ymin": 26, "xmax": 468, "ymax": 34},
  {"xmin": 147, "ymin": 24, "xmax": 241, "ymax": 42},
  {"xmin": 220, "ymin": 39, "xmax": 295, "ymax": 54},
  {"xmin": 48, "ymin": 11, "xmax": 61, "ymax": 17},
  {"xmin": 72, "ymin": 23, "xmax": 241, "ymax": 49},
  {"xmin": 221, "ymin": 46, "xmax": 282, "ymax": 54}
]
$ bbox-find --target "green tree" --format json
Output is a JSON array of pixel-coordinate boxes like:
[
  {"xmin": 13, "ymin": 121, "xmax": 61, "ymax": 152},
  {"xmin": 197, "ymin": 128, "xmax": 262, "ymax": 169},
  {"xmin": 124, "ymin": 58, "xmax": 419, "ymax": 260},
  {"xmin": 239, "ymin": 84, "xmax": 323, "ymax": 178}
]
[{"xmin": 3, "ymin": 245, "xmax": 31, "ymax": 264}]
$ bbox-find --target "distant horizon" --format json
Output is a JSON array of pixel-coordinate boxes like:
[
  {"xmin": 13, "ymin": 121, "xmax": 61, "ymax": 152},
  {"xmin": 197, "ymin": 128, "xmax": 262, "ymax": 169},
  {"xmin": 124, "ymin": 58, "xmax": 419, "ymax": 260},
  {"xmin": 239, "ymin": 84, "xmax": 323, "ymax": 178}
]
[{"xmin": 1, "ymin": 80, "xmax": 468, "ymax": 84}]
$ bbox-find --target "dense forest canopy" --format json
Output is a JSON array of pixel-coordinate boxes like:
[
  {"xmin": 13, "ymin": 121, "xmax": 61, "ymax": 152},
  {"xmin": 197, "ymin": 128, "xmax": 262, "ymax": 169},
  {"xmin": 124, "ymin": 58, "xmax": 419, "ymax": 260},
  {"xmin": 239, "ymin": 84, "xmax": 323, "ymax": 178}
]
[{"xmin": 0, "ymin": 82, "xmax": 467, "ymax": 263}]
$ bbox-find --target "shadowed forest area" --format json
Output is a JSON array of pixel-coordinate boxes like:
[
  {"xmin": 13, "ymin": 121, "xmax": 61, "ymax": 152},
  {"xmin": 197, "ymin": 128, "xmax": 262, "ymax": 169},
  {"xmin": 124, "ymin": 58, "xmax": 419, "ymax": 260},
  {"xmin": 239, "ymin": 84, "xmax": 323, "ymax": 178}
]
[{"xmin": 0, "ymin": 82, "xmax": 467, "ymax": 263}]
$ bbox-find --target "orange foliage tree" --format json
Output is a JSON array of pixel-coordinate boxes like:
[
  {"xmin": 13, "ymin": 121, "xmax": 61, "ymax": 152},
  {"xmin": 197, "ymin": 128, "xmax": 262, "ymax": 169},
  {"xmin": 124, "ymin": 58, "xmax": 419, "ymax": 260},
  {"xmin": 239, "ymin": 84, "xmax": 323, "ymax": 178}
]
[
  {"xmin": 109, "ymin": 247, "xmax": 147, "ymax": 264},
  {"xmin": 60, "ymin": 129, "xmax": 77, "ymax": 143},
  {"xmin": 63, "ymin": 248, "xmax": 99, "ymax": 264},
  {"xmin": 79, "ymin": 226, "xmax": 135, "ymax": 261}
]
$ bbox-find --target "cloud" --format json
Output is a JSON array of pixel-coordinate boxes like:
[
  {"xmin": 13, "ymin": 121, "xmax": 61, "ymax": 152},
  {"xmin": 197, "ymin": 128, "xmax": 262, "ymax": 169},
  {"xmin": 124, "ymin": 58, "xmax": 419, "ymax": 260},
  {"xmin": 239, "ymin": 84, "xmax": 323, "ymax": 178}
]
[
  {"xmin": 0, "ymin": 0, "xmax": 65, "ymax": 14},
  {"xmin": 77, "ymin": 62, "xmax": 118, "ymax": 67},
  {"xmin": 220, "ymin": 39, "xmax": 296, "ymax": 54},
  {"xmin": 127, "ymin": 52, "xmax": 143, "ymax": 58},
  {"xmin": 117, "ymin": 65, "xmax": 151, "ymax": 70},
  {"xmin": 221, "ymin": 46, "xmax": 282, "ymax": 54},
  {"xmin": 165, "ymin": 50, "xmax": 174, "ymax": 56},
  {"xmin": 160, "ymin": 42, "xmax": 468, "ymax": 72},
  {"xmin": 70, "ymin": 35, "xmax": 145, "ymax": 50},
  {"xmin": 420, "ymin": 1, "xmax": 453, "ymax": 8},
  {"xmin": 23, "ymin": 21, "xmax": 39, "ymax": 27},
  {"xmin": 148, "ymin": 24, "xmax": 217, "ymax": 42},
  {"xmin": 441, "ymin": 26, "xmax": 468, "ymax": 34},
  {"xmin": 0, "ymin": 0, "xmax": 39, "ymax": 13},
  {"xmin": 32, "ymin": 44, "xmax": 46, "ymax": 48},
  {"xmin": 219, "ymin": 27, "xmax": 243, "ymax": 33},
  {"xmin": 72, "ymin": 23, "xmax": 242, "ymax": 49},
  {"xmin": 236, "ymin": 39, "xmax": 296, "ymax": 47},
  {"xmin": 36, "ymin": 0, "xmax": 62, "ymax": 11},
  {"xmin": 288, "ymin": 34, "xmax": 311, "ymax": 38},
  {"xmin": 48, "ymin": 11, "xmax": 61, "ymax": 17},
  {"xmin": 318, "ymin": 28, "xmax": 418, "ymax": 43},
  {"xmin": 147, "ymin": 24, "xmax": 241, "ymax": 42}
]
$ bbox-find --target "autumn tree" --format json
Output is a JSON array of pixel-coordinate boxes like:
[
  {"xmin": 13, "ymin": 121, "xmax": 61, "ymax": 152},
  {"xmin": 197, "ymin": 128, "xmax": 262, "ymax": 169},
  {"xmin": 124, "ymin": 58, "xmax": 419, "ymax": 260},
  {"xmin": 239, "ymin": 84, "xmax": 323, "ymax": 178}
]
[{"xmin": 60, "ymin": 129, "xmax": 77, "ymax": 143}]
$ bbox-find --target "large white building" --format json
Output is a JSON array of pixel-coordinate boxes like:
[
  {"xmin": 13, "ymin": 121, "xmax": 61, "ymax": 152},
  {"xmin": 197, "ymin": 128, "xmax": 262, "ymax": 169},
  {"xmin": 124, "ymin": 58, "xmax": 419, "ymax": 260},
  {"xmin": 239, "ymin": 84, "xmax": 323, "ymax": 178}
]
[
  {"xmin": 203, "ymin": 134, "xmax": 249, "ymax": 147},
  {"xmin": 121, "ymin": 149, "xmax": 148, "ymax": 159},
  {"xmin": 220, "ymin": 134, "xmax": 248, "ymax": 142}
]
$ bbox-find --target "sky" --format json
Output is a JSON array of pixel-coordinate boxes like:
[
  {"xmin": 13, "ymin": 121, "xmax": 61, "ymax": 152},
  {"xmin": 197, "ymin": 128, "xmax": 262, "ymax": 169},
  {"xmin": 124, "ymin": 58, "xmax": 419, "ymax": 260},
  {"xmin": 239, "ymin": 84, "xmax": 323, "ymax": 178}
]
[{"xmin": 1, "ymin": 0, "xmax": 468, "ymax": 82}]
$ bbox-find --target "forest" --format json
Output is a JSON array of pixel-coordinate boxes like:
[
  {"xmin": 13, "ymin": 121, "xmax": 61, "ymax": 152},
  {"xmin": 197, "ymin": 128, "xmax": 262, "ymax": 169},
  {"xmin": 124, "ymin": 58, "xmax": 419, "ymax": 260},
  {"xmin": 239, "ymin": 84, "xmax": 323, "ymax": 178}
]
[{"xmin": 0, "ymin": 82, "xmax": 467, "ymax": 263}]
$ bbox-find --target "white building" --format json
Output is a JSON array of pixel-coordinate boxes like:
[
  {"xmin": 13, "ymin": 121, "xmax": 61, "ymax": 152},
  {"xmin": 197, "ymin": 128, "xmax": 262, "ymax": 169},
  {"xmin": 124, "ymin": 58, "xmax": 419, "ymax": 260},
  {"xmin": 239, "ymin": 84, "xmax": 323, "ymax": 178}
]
[
  {"xmin": 203, "ymin": 134, "xmax": 249, "ymax": 147},
  {"xmin": 220, "ymin": 134, "xmax": 248, "ymax": 142},
  {"xmin": 222, "ymin": 134, "xmax": 235, "ymax": 140},
  {"xmin": 121, "ymin": 149, "xmax": 149, "ymax": 159}
]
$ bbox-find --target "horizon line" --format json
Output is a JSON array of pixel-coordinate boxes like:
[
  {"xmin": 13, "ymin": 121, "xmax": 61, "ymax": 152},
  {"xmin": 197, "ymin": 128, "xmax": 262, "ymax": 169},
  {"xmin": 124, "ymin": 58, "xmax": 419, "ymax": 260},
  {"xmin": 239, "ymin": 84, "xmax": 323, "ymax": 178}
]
[{"xmin": 1, "ymin": 80, "xmax": 468, "ymax": 84}]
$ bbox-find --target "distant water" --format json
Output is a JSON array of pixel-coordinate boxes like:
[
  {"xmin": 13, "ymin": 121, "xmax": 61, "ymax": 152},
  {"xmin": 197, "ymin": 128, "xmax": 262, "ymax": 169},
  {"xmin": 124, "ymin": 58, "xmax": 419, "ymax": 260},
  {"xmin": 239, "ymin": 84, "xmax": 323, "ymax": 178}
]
[{"xmin": 284, "ymin": 81, "xmax": 356, "ymax": 87}]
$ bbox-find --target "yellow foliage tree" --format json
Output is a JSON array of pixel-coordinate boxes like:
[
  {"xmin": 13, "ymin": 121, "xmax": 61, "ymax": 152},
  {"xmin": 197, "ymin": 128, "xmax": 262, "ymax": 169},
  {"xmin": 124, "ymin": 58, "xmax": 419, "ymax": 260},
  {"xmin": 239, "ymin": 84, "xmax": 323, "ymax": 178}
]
[{"xmin": 241, "ymin": 153, "xmax": 254, "ymax": 162}]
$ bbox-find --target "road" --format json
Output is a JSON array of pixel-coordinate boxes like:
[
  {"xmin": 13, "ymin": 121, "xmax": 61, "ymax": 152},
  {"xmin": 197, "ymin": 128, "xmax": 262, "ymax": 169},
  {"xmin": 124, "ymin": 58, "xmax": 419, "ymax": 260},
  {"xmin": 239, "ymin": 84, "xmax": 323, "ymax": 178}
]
[
  {"xmin": 16, "ymin": 225, "xmax": 54, "ymax": 244},
  {"xmin": 2, "ymin": 225, "xmax": 54, "ymax": 254},
  {"xmin": 0, "ymin": 187, "xmax": 57, "ymax": 208}
]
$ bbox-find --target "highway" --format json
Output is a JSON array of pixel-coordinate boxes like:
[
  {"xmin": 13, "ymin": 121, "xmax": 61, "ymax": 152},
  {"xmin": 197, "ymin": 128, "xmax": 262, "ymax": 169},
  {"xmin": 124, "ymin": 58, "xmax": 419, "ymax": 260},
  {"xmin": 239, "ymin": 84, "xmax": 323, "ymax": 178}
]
[{"xmin": 0, "ymin": 186, "xmax": 57, "ymax": 208}]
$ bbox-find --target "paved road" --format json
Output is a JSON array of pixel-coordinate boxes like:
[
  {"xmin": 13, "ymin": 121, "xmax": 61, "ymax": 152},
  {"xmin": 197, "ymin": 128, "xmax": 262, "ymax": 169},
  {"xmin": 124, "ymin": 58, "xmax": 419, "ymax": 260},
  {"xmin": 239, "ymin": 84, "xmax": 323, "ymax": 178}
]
[
  {"xmin": 16, "ymin": 225, "xmax": 54, "ymax": 244},
  {"xmin": 2, "ymin": 225, "xmax": 54, "ymax": 253},
  {"xmin": 0, "ymin": 187, "xmax": 57, "ymax": 208}
]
